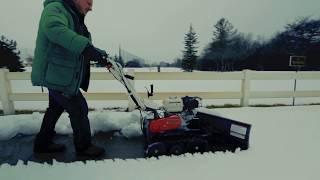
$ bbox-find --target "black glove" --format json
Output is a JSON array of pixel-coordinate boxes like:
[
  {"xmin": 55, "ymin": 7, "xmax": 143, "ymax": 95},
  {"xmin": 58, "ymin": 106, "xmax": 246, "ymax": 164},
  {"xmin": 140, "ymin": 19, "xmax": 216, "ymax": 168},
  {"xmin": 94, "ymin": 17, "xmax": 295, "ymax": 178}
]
[
  {"xmin": 82, "ymin": 45, "xmax": 103, "ymax": 62},
  {"xmin": 94, "ymin": 48, "xmax": 110, "ymax": 67},
  {"xmin": 82, "ymin": 45, "xmax": 110, "ymax": 67}
]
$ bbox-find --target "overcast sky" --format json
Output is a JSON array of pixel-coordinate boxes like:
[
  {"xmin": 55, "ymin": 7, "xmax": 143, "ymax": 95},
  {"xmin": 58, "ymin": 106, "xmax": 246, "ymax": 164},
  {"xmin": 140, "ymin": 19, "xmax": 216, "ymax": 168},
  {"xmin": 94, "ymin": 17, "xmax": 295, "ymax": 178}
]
[{"xmin": 1, "ymin": 0, "xmax": 319, "ymax": 62}]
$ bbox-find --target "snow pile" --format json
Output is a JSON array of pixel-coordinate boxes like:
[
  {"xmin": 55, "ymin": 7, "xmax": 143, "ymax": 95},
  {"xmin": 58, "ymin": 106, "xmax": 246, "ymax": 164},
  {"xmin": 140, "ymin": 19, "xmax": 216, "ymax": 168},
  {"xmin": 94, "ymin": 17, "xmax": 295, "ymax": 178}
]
[{"xmin": 0, "ymin": 110, "xmax": 143, "ymax": 140}]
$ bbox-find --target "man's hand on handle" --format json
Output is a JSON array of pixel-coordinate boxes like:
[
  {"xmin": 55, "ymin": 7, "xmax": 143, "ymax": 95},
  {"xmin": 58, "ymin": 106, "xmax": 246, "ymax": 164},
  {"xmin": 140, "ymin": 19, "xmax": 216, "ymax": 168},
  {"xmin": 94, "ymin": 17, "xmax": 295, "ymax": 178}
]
[{"xmin": 82, "ymin": 45, "xmax": 112, "ymax": 68}]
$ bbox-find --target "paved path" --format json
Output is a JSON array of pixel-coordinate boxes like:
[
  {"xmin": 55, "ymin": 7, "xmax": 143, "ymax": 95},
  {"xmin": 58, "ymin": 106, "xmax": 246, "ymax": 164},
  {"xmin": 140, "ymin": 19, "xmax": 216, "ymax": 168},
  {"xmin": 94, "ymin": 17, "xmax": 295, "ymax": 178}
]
[{"xmin": 0, "ymin": 132, "xmax": 145, "ymax": 166}]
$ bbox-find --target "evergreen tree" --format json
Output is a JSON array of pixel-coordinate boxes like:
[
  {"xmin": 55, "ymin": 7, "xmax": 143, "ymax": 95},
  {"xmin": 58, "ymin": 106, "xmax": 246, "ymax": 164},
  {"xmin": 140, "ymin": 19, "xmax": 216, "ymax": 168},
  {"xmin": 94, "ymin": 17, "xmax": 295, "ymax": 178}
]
[
  {"xmin": 0, "ymin": 35, "xmax": 24, "ymax": 72},
  {"xmin": 182, "ymin": 25, "xmax": 199, "ymax": 72},
  {"xmin": 198, "ymin": 18, "xmax": 237, "ymax": 71},
  {"xmin": 212, "ymin": 18, "xmax": 237, "ymax": 49}
]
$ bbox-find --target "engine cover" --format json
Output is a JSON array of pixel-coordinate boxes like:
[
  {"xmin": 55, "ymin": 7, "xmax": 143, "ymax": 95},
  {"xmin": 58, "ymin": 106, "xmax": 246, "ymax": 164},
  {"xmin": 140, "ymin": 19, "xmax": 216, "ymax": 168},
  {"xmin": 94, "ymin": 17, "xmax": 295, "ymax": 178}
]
[{"xmin": 149, "ymin": 115, "xmax": 182, "ymax": 133}]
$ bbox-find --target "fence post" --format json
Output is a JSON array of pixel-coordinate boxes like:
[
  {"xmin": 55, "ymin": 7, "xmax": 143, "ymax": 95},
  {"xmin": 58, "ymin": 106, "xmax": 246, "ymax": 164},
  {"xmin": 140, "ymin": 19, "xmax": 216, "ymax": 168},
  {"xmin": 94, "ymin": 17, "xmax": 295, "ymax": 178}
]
[
  {"xmin": 240, "ymin": 69, "xmax": 251, "ymax": 107},
  {"xmin": 0, "ymin": 68, "xmax": 15, "ymax": 115},
  {"xmin": 127, "ymin": 69, "xmax": 136, "ymax": 111}
]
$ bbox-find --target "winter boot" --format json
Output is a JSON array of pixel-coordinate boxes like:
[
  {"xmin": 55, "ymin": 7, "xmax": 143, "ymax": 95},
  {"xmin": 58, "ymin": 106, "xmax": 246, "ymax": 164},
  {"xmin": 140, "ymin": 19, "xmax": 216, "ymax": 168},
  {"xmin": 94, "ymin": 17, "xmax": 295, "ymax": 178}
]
[
  {"xmin": 33, "ymin": 141, "xmax": 66, "ymax": 153},
  {"xmin": 76, "ymin": 144, "xmax": 105, "ymax": 157}
]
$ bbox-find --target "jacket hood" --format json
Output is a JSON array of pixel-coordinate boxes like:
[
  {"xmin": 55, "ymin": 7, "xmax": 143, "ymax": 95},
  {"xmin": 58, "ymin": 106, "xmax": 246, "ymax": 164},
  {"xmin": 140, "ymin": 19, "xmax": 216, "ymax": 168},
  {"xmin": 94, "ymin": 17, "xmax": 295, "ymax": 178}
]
[
  {"xmin": 43, "ymin": 0, "xmax": 83, "ymax": 18},
  {"xmin": 43, "ymin": 0, "xmax": 63, "ymax": 7}
]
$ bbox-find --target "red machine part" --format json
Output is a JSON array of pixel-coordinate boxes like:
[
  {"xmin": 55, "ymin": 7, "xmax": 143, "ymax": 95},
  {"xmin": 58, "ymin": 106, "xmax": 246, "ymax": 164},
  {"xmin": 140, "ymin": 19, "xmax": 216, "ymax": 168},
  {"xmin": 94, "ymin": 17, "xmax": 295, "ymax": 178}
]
[{"xmin": 149, "ymin": 115, "xmax": 182, "ymax": 133}]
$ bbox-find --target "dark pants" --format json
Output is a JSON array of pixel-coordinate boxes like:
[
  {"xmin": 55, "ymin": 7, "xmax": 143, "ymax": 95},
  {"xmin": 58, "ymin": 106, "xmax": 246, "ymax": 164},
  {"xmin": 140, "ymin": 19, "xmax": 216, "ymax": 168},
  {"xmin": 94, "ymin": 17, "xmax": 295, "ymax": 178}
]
[{"xmin": 35, "ymin": 89, "xmax": 91, "ymax": 151}]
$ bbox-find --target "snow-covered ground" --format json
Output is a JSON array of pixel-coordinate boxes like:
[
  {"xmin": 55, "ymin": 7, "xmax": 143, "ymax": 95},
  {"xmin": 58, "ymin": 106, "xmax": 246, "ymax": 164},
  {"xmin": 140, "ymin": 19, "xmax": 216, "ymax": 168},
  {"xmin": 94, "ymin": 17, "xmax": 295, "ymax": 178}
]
[
  {"xmin": 0, "ymin": 105, "xmax": 319, "ymax": 180},
  {"xmin": 1, "ymin": 68, "xmax": 320, "ymax": 179}
]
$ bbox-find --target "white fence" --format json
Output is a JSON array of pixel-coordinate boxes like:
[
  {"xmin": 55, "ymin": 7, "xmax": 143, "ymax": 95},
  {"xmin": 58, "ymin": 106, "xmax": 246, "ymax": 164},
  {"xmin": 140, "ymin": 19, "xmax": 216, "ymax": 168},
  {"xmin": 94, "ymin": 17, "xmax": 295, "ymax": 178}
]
[{"xmin": 1, "ymin": 68, "xmax": 320, "ymax": 115}]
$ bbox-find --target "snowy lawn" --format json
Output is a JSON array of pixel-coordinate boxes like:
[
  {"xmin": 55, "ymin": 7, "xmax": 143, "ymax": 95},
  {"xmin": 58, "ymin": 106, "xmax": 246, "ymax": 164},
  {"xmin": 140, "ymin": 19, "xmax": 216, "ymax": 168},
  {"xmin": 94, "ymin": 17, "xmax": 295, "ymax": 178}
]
[{"xmin": 0, "ymin": 105, "xmax": 319, "ymax": 180}]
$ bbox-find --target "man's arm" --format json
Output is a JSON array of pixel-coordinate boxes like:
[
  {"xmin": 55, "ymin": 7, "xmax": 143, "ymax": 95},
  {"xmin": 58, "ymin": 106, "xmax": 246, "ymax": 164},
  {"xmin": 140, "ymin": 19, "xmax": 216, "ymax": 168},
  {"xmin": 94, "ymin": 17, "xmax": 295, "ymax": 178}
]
[{"xmin": 41, "ymin": 3, "xmax": 90, "ymax": 54}]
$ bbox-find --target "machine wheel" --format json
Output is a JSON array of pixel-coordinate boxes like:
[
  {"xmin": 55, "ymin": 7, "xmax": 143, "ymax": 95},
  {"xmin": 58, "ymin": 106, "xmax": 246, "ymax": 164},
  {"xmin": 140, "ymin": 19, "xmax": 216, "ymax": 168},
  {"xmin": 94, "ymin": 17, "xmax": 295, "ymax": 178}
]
[
  {"xmin": 146, "ymin": 142, "xmax": 166, "ymax": 157},
  {"xmin": 169, "ymin": 144, "xmax": 184, "ymax": 155},
  {"xmin": 187, "ymin": 138, "xmax": 208, "ymax": 153}
]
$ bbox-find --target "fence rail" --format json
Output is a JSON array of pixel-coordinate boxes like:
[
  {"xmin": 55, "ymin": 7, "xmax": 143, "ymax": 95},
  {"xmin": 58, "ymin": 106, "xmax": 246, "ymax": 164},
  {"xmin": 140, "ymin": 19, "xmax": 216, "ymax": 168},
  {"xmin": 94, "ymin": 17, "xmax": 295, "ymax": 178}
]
[{"xmin": 1, "ymin": 68, "xmax": 320, "ymax": 115}]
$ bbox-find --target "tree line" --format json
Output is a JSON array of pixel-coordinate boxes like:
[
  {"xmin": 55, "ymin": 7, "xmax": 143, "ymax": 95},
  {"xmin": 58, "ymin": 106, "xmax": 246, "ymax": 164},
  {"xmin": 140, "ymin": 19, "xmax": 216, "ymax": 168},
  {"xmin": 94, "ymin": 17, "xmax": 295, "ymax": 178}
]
[{"xmin": 181, "ymin": 17, "xmax": 320, "ymax": 72}]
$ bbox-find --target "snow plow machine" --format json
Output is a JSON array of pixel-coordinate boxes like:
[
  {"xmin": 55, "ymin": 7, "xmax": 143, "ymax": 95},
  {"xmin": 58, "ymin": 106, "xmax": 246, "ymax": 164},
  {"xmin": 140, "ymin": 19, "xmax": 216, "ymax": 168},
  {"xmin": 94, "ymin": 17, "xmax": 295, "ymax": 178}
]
[{"xmin": 105, "ymin": 58, "xmax": 252, "ymax": 157}]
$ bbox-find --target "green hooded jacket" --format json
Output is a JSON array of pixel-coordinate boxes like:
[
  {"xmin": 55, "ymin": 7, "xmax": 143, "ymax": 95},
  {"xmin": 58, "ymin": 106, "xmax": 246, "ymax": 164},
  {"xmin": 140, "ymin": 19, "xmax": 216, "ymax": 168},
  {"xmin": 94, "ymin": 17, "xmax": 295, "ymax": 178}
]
[{"xmin": 31, "ymin": 0, "xmax": 91, "ymax": 96}]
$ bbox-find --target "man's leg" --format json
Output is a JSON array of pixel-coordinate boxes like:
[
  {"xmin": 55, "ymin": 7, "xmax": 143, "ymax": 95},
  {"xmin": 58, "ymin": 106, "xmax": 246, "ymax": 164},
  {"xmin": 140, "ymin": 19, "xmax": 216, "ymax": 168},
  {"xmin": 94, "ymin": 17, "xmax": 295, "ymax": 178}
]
[
  {"xmin": 34, "ymin": 91, "xmax": 65, "ymax": 153},
  {"xmin": 66, "ymin": 92, "xmax": 92, "ymax": 151},
  {"xmin": 48, "ymin": 90, "xmax": 104, "ymax": 156}
]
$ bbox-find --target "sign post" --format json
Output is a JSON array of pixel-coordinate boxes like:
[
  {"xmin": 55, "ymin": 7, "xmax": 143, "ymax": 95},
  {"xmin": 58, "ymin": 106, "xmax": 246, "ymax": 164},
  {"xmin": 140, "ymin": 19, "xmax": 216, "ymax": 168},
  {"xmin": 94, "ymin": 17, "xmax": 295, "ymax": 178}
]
[{"xmin": 289, "ymin": 56, "xmax": 306, "ymax": 106}]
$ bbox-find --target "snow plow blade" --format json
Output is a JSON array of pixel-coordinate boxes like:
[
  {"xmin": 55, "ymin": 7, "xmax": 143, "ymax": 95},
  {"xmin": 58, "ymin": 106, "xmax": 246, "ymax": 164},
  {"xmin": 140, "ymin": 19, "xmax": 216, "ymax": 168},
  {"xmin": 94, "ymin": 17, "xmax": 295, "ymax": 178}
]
[{"xmin": 194, "ymin": 108, "xmax": 251, "ymax": 151}]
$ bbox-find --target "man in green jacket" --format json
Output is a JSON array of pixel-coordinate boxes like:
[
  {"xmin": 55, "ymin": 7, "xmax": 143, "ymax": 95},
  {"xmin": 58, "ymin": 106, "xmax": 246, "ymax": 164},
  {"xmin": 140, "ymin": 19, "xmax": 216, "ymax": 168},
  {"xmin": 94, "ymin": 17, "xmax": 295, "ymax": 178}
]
[{"xmin": 32, "ymin": 0, "xmax": 107, "ymax": 157}]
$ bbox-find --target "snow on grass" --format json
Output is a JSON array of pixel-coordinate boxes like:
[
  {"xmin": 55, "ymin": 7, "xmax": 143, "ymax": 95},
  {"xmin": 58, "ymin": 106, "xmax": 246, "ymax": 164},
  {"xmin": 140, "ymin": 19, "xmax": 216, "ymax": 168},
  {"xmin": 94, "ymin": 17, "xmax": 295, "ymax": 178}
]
[
  {"xmin": 0, "ymin": 110, "xmax": 143, "ymax": 140},
  {"xmin": 0, "ymin": 105, "xmax": 320, "ymax": 180}
]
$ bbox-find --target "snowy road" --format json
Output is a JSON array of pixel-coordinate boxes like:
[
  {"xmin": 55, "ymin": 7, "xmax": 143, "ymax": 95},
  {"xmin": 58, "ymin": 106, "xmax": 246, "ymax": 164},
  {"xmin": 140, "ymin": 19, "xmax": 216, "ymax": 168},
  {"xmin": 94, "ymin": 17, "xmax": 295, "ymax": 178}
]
[{"xmin": 0, "ymin": 132, "xmax": 145, "ymax": 165}]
